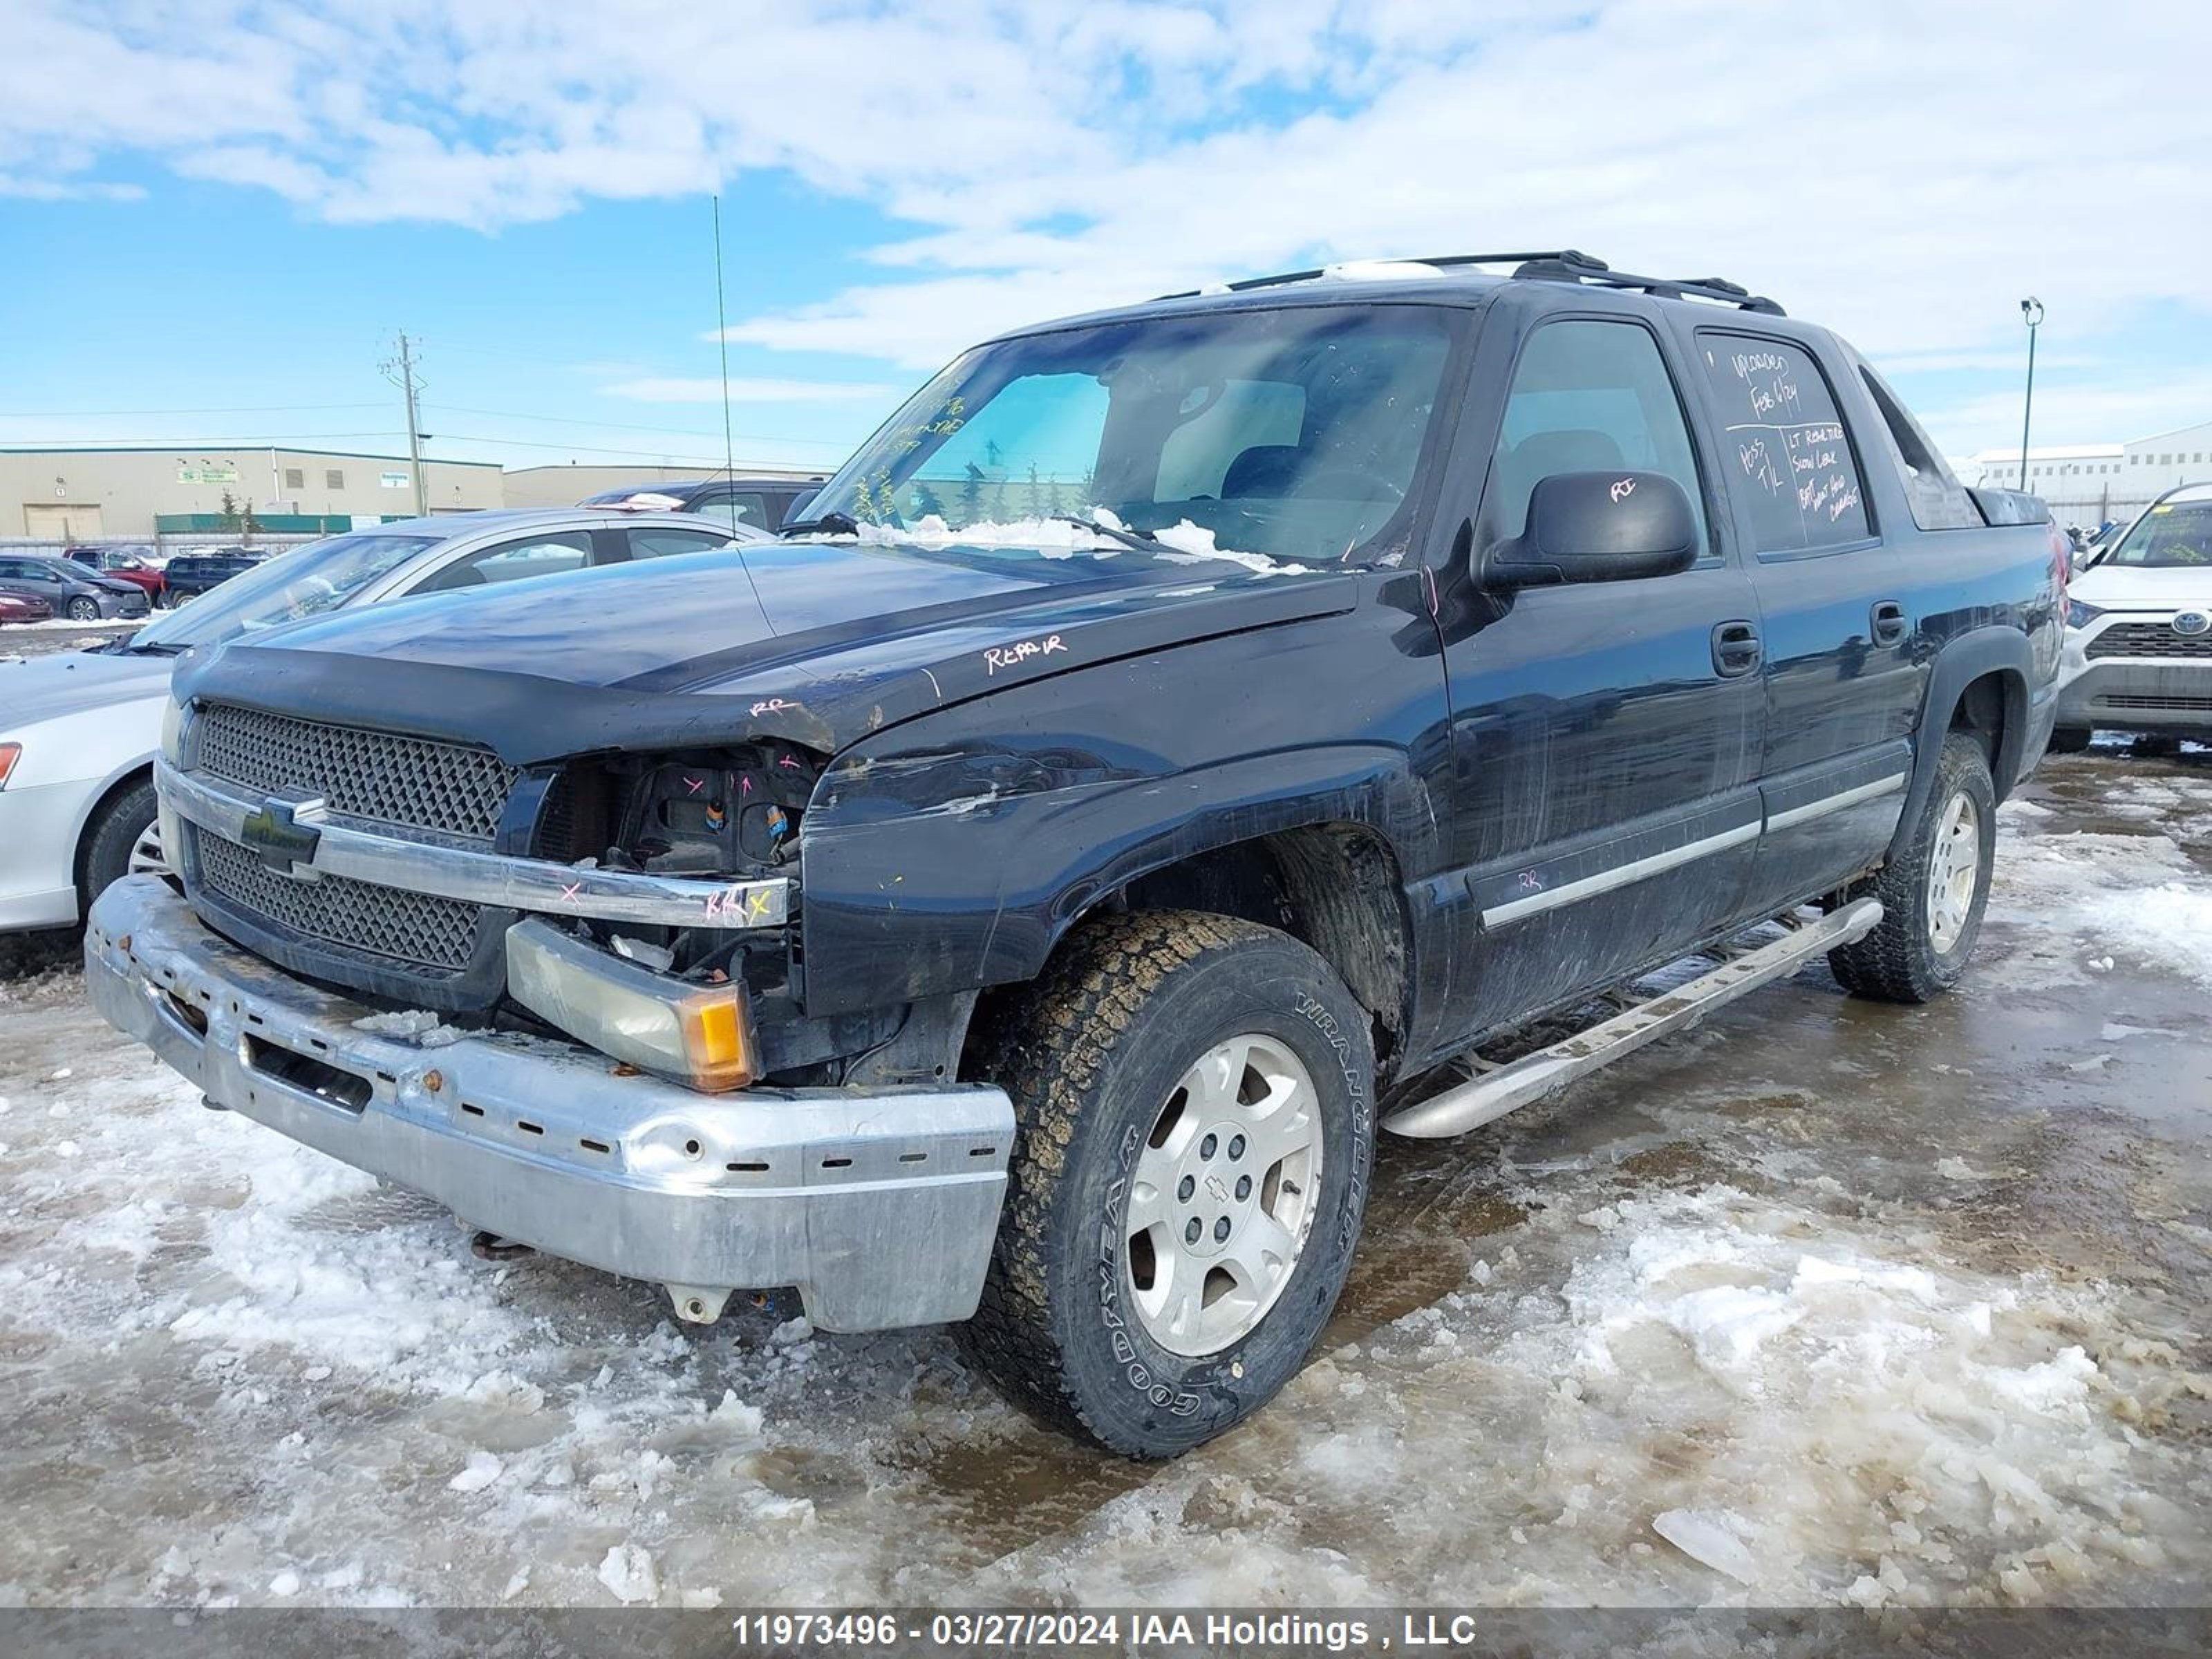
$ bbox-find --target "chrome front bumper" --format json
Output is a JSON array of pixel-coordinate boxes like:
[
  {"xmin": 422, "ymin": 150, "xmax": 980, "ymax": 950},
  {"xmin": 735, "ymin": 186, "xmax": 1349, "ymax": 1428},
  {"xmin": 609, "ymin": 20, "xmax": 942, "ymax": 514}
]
[{"xmin": 84, "ymin": 877, "xmax": 1014, "ymax": 1332}]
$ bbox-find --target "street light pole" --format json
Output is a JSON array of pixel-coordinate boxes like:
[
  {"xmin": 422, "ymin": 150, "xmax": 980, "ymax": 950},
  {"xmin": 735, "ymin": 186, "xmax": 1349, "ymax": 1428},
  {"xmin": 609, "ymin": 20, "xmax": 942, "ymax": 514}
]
[{"xmin": 2018, "ymin": 297, "xmax": 2043, "ymax": 491}]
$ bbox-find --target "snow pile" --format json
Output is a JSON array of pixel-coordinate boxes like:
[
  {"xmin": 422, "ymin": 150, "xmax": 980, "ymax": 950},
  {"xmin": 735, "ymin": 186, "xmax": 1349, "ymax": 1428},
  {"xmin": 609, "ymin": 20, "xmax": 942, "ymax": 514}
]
[
  {"xmin": 855, "ymin": 512, "xmax": 1123, "ymax": 555},
  {"xmin": 350, "ymin": 1008, "xmax": 465, "ymax": 1047}
]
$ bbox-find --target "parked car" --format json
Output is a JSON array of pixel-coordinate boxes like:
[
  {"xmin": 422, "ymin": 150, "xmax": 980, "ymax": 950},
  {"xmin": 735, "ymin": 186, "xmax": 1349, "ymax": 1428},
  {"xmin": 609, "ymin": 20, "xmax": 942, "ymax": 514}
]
[
  {"xmin": 0, "ymin": 554, "xmax": 152, "ymax": 621},
  {"xmin": 579, "ymin": 475, "xmax": 825, "ymax": 531},
  {"xmin": 158, "ymin": 548, "xmax": 270, "ymax": 606},
  {"xmin": 2052, "ymin": 481, "xmax": 2212, "ymax": 749},
  {"xmin": 64, "ymin": 545, "xmax": 167, "ymax": 603},
  {"xmin": 88, "ymin": 252, "xmax": 2062, "ymax": 1457},
  {"xmin": 0, "ymin": 592, "xmax": 55, "ymax": 625},
  {"xmin": 0, "ymin": 509, "xmax": 761, "ymax": 935}
]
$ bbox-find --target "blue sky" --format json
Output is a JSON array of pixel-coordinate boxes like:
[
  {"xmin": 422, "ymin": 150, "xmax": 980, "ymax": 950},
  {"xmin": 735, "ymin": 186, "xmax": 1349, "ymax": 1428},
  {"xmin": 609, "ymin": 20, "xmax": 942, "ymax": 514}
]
[{"xmin": 5, "ymin": 1, "xmax": 2210, "ymax": 477}]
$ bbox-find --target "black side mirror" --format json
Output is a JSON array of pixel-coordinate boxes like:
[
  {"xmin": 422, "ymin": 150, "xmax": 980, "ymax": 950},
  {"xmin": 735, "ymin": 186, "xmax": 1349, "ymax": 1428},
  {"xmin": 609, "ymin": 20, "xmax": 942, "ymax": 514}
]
[{"xmin": 1483, "ymin": 471, "xmax": 1699, "ymax": 590}]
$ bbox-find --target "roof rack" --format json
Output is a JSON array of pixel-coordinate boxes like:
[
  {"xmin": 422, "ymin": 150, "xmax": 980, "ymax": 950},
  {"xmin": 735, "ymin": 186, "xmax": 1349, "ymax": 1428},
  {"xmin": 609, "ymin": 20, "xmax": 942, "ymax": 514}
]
[{"xmin": 1154, "ymin": 250, "xmax": 1785, "ymax": 315}]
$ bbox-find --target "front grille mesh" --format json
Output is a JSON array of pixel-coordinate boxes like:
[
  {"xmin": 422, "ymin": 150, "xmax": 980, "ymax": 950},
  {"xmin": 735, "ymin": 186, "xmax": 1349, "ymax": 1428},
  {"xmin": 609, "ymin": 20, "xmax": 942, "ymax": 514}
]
[
  {"xmin": 198, "ymin": 832, "xmax": 478, "ymax": 973},
  {"xmin": 196, "ymin": 705, "xmax": 518, "ymax": 843},
  {"xmin": 2085, "ymin": 623, "xmax": 2212, "ymax": 661},
  {"xmin": 2101, "ymin": 693, "xmax": 2212, "ymax": 711}
]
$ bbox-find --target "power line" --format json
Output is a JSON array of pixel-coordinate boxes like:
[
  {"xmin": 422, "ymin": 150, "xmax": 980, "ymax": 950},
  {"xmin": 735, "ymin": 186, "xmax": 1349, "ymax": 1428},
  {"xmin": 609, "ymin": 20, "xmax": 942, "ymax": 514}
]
[
  {"xmin": 425, "ymin": 429, "xmax": 840, "ymax": 465},
  {"xmin": 424, "ymin": 400, "xmax": 836, "ymax": 447},
  {"xmin": 0, "ymin": 402, "xmax": 390, "ymax": 418}
]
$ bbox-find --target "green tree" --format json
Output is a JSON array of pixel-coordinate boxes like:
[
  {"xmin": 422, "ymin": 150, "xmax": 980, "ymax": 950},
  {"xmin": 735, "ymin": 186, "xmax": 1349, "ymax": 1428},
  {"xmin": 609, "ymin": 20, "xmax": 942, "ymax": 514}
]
[
  {"xmin": 216, "ymin": 491, "xmax": 261, "ymax": 541},
  {"xmin": 959, "ymin": 463, "xmax": 985, "ymax": 525}
]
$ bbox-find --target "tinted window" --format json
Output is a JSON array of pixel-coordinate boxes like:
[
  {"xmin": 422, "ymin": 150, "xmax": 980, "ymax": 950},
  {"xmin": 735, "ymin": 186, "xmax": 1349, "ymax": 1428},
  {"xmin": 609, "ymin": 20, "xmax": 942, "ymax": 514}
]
[
  {"xmin": 413, "ymin": 530, "xmax": 595, "ymax": 593},
  {"xmin": 626, "ymin": 527, "xmax": 735, "ymax": 561},
  {"xmin": 1488, "ymin": 319, "xmax": 1709, "ymax": 555},
  {"xmin": 1696, "ymin": 334, "xmax": 1869, "ymax": 552}
]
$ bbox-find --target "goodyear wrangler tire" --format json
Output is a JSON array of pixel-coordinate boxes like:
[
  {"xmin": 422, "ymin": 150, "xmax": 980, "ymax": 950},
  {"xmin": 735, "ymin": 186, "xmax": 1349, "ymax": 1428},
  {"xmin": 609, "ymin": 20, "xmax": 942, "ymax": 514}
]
[{"xmin": 957, "ymin": 909, "xmax": 1374, "ymax": 1458}]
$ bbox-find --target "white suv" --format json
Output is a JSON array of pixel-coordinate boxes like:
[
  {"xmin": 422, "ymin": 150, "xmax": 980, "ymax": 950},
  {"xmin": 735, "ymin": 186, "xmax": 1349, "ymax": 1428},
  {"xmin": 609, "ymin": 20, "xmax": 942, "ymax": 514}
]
[{"xmin": 2053, "ymin": 482, "xmax": 2212, "ymax": 749}]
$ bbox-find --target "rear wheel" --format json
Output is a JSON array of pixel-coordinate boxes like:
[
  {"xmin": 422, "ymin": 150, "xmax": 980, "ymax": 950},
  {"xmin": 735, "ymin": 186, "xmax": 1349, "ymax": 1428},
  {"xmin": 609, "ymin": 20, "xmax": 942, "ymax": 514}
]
[
  {"xmin": 2048, "ymin": 726, "xmax": 2092, "ymax": 753},
  {"xmin": 1828, "ymin": 732, "xmax": 1996, "ymax": 1003},
  {"xmin": 958, "ymin": 910, "xmax": 1374, "ymax": 1458}
]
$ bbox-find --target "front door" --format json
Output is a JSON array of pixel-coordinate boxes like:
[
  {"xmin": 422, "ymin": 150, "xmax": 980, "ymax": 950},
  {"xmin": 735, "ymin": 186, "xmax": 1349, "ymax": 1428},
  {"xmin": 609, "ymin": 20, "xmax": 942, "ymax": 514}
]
[{"xmin": 1433, "ymin": 312, "xmax": 1765, "ymax": 1043}]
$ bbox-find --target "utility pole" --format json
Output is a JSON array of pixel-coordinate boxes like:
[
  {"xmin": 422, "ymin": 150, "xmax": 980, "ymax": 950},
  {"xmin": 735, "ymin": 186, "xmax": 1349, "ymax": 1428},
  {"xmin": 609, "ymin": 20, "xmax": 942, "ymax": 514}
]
[{"xmin": 381, "ymin": 331, "xmax": 429, "ymax": 517}]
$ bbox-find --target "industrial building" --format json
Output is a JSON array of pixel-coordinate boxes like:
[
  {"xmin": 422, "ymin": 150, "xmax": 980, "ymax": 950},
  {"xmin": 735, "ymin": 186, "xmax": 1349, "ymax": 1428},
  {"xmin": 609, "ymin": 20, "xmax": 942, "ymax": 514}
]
[
  {"xmin": 1962, "ymin": 420, "xmax": 2212, "ymax": 523},
  {"xmin": 1, "ymin": 446, "xmax": 507, "ymax": 541},
  {"xmin": 1, "ymin": 447, "xmax": 833, "ymax": 541}
]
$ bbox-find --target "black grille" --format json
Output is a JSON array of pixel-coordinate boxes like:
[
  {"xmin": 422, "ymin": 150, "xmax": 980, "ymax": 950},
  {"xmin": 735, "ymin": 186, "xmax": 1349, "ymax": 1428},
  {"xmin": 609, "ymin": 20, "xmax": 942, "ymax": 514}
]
[
  {"xmin": 2085, "ymin": 623, "xmax": 2212, "ymax": 661},
  {"xmin": 197, "ymin": 832, "xmax": 479, "ymax": 974},
  {"xmin": 2101, "ymin": 693, "xmax": 2212, "ymax": 711},
  {"xmin": 196, "ymin": 705, "xmax": 518, "ymax": 843}
]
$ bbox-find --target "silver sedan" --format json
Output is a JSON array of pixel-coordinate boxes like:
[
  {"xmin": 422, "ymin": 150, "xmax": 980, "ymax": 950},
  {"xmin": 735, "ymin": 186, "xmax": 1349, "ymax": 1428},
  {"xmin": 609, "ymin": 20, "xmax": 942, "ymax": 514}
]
[{"xmin": 0, "ymin": 509, "xmax": 766, "ymax": 935}]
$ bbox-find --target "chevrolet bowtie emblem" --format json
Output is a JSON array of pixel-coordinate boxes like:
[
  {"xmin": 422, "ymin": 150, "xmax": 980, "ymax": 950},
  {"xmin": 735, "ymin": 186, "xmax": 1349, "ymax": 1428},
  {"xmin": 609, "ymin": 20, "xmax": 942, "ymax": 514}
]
[{"xmin": 239, "ymin": 798, "xmax": 325, "ymax": 877}]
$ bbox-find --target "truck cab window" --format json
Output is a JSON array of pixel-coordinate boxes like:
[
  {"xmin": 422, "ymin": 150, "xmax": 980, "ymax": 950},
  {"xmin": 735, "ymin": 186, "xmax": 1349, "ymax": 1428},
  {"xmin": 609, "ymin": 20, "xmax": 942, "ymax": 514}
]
[
  {"xmin": 1696, "ymin": 332, "xmax": 1871, "ymax": 552},
  {"xmin": 1487, "ymin": 319, "xmax": 1710, "ymax": 557}
]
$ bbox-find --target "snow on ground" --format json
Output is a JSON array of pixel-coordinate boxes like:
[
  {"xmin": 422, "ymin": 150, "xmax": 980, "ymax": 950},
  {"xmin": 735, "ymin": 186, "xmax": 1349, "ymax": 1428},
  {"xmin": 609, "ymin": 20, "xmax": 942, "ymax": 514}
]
[{"xmin": 1, "ymin": 751, "xmax": 2209, "ymax": 1609}]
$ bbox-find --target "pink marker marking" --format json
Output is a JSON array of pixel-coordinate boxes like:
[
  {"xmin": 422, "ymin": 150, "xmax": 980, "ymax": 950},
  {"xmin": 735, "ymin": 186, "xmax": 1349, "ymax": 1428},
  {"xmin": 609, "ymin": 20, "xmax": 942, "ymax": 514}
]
[
  {"xmin": 560, "ymin": 881, "xmax": 584, "ymax": 905},
  {"xmin": 683, "ymin": 776, "xmax": 705, "ymax": 794},
  {"xmin": 779, "ymin": 755, "xmax": 800, "ymax": 770},
  {"xmin": 740, "ymin": 775, "xmax": 753, "ymax": 796}
]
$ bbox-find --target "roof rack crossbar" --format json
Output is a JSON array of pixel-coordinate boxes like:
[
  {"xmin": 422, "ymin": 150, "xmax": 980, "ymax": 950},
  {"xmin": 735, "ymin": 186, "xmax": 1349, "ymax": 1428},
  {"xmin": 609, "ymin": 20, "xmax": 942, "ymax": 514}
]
[
  {"xmin": 1151, "ymin": 251, "xmax": 1606, "ymax": 302},
  {"xmin": 1153, "ymin": 250, "xmax": 1783, "ymax": 315},
  {"xmin": 1512, "ymin": 253, "xmax": 1785, "ymax": 315}
]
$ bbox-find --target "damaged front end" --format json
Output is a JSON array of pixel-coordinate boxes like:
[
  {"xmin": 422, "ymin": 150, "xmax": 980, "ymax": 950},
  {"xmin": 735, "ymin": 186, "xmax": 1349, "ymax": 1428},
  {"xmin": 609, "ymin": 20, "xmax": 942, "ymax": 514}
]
[{"xmin": 88, "ymin": 702, "xmax": 1014, "ymax": 1331}]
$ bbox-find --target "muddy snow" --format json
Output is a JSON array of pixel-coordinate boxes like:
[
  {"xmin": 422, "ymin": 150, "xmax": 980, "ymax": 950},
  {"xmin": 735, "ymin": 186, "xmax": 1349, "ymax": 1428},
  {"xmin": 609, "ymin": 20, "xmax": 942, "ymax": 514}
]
[{"xmin": 1, "ymin": 747, "xmax": 2208, "ymax": 1609}]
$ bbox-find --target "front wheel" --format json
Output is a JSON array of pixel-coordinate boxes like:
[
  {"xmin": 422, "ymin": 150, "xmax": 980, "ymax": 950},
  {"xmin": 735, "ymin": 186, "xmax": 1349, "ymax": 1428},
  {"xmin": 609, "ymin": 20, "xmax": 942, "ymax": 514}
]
[
  {"xmin": 67, "ymin": 597, "xmax": 100, "ymax": 621},
  {"xmin": 958, "ymin": 910, "xmax": 1375, "ymax": 1458},
  {"xmin": 79, "ymin": 778, "xmax": 160, "ymax": 915},
  {"xmin": 1828, "ymin": 731, "xmax": 1997, "ymax": 1003}
]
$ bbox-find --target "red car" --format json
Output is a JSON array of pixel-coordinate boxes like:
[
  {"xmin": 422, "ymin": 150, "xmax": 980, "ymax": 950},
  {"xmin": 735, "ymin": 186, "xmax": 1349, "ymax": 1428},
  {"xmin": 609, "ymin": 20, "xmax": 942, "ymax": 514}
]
[
  {"xmin": 0, "ymin": 591, "xmax": 55, "ymax": 624},
  {"xmin": 63, "ymin": 545, "xmax": 167, "ymax": 603}
]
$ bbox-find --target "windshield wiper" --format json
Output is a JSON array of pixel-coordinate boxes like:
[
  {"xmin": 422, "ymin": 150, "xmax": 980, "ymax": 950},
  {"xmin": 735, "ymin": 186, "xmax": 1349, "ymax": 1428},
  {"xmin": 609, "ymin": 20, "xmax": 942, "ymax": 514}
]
[
  {"xmin": 1051, "ymin": 513, "xmax": 1164, "ymax": 553},
  {"xmin": 781, "ymin": 509, "xmax": 860, "ymax": 537}
]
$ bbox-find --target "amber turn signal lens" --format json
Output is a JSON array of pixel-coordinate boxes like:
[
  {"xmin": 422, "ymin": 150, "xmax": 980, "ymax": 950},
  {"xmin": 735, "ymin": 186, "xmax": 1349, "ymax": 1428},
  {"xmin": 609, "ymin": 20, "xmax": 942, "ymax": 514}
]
[{"xmin": 679, "ymin": 991, "xmax": 754, "ymax": 1094}]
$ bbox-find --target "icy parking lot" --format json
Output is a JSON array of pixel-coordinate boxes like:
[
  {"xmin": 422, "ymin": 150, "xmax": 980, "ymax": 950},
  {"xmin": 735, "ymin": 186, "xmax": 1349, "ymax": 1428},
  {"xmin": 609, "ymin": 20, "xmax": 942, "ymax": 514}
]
[{"xmin": 1, "ymin": 749, "xmax": 2208, "ymax": 1609}]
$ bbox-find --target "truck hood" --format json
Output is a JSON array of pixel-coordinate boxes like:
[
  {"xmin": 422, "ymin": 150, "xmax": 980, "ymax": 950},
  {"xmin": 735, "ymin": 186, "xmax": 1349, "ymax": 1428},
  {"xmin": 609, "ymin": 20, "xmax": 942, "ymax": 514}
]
[
  {"xmin": 0, "ymin": 647, "xmax": 175, "ymax": 732},
  {"xmin": 2073, "ymin": 563, "xmax": 2212, "ymax": 607},
  {"xmin": 174, "ymin": 536, "xmax": 1356, "ymax": 763}
]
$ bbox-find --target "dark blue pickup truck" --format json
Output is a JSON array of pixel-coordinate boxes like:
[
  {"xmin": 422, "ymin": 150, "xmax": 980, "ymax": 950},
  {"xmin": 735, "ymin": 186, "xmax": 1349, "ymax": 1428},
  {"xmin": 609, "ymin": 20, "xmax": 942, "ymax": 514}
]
[{"xmin": 88, "ymin": 252, "xmax": 2063, "ymax": 1456}]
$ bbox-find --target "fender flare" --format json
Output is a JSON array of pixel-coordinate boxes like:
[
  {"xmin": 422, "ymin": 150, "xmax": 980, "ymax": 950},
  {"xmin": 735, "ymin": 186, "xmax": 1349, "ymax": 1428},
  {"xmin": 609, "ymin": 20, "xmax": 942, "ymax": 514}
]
[
  {"xmin": 797, "ymin": 743, "xmax": 1436, "ymax": 1017},
  {"xmin": 1888, "ymin": 626, "xmax": 2031, "ymax": 863}
]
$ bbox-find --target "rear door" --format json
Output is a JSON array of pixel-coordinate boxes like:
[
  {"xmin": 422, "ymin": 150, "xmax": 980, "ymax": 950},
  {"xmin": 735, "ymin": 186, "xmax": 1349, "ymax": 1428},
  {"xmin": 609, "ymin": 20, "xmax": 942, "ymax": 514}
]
[
  {"xmin": 1689, "ymin": 330, "xmax": 1922, "ymax": 913},
  {"xmin": 1434, "ymin": 306, "xmax": 1765, "ymax": 1039}
]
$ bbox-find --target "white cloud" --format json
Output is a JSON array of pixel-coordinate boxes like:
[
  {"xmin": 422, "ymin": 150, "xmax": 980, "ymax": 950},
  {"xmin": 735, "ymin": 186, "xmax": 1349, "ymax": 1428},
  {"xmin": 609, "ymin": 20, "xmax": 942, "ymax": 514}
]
[
  {"xmin": 599, "ymin": 377, "xmax": 903, "ymax": 404},
  {"xmin": 7, "ymin": 1, "xmax": 2212, "ymax": 456}
]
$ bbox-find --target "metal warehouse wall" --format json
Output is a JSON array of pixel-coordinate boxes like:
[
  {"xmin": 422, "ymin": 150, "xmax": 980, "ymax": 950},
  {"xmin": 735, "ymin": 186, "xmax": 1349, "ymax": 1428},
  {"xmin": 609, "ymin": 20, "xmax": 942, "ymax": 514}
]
[{"xmin": 1, "ymin": 448, "xmax": 506, "ymax": 538}]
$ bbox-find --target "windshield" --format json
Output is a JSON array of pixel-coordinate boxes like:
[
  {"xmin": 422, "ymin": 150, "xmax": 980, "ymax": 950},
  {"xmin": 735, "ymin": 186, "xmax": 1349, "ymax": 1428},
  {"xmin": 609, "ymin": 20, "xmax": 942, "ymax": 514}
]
[
  {"xmin": 801, "ymin": 304, "xmax": 1460, "ymax": 565},
  {"xmin": 2102, "ymin": 500, "xmax": 2212, "ymax": 568},
  {"xmin": 132, "ymin": 532, "xmax": 442, "ymax": 648}
]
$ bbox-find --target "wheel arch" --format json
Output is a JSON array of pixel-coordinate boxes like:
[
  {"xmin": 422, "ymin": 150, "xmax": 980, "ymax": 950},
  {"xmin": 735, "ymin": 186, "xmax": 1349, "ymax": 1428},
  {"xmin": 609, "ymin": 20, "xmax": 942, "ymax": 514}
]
[{"xmin": 1889, "ymin": 627, "xmax": 2032, "ymax": 863}]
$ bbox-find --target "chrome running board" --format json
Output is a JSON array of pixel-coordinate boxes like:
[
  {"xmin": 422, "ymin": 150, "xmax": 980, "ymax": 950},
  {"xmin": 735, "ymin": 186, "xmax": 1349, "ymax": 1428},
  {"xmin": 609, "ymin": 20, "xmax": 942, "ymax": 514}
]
[{"xmin": 1381, "ymin": 898, "xmax": 1884, "ymax": 1140}]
